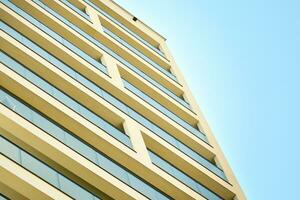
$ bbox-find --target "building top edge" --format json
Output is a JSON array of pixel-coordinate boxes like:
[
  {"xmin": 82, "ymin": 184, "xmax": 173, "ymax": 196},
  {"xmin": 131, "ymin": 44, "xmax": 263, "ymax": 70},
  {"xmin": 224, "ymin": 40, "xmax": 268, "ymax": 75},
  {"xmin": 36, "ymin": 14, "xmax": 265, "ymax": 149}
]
[{"xmin": 107, "ymin": 0, "xmax": 167, "ymax": 41}]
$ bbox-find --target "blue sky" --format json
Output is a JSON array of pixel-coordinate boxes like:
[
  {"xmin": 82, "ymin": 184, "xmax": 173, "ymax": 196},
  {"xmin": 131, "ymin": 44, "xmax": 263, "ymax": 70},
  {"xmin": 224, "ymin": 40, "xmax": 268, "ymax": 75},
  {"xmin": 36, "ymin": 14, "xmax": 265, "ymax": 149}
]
[{"xmin": 116, "ymin": 0, "xmax": 300, "ymax": 199}]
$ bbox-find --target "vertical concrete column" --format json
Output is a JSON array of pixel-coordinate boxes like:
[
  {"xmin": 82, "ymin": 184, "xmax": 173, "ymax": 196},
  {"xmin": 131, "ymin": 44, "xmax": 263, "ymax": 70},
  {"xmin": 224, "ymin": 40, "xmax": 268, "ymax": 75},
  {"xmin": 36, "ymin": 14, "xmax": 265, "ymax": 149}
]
[
  {"xmin": 123, "ymin": 118, "xmax": 152, "ymax": 164},
  {"xmin": 160, "ymin": 42, "xmax": 207, "ymax": 134},
  {"xmin": 101, "ymin": 55, "xmax": 123, "ymax": 88},
  {"xmin": 160, "ymin": 42, "xmax": 185, "ymax": 90},
  {"xmin": 182, "ymin": 92, "xmax": 190, "ymax": 105},
  {"xmin": 160, "ymin": 42, "xmax": 178, "ymax": 81},
  {"xmin": 85, "ymin": 6, "xmax": 103, "ymax": 32},
  {"xmin": 161, "ymin": 41, "xmax": 197, "ymax": 110},
  {"xmin": 85, "ymin": 5, "xmax": 123, "ymax": 87},
  {"xmin": 159, "ymin": 42, "xmax": 172, "ymax": 65},
  {"xmin": 213, "ymin": 156, "xmax": 222, "ymax": 169}
]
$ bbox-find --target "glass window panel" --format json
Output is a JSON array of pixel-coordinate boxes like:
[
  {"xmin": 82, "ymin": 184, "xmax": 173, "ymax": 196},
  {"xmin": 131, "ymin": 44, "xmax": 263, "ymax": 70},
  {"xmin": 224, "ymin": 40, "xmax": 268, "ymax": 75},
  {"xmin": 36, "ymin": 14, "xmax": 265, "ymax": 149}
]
[
  {"xmin": 1, "ymin": 22, "xmax": 19, "ymax": 40},
  {"xmin": 0, "ymin": 52, "xmax": 26, "ymax": 76},
  {"xmin": 20, "ymin": 150, "xmax": 59, "ymax": 187},
  {"xmin": 96, "ymin": 154, "xmax": 130, "ymax": 184},
  {"xmin": 172, "ymin": 171, "xmax": 197, "ymax": 192},
  {"xmin": 176, "ymin": 141, "xmax": 226, "ymax": 180},
  {"xmin": 32, "ymin": 111, "xmax": 47, "ymax": 129},
  {"xmin": 45, "ymin": 121, "xmax": 66, "ymax": 142},
  {"xmin": 149, "ymin": 152, "xmax": 197, "ymax": 190},
  {"xmin": 77, "ymin": 106, "xmax": 98, "ymax": 124},
  {"xmin": 0, "ymin": 136, "xmax": 21, "ymax": 163},
  {"xmin": 127, "ymin": 174, "xmax": 162, "ymax": 200},
  {"xmin": 149, "ymin": 151, "xmax": 222, "ymax": 200},
  {"xmin": 100, "ymin": 120, "xmax": 129, "ymax": 143},
  {"xmin": 151, "ymin": 125, "xmax": 179, "ymax": 148},
  {"xmin": 74, "ymin": 72, "xmax": 103, "ymax": 97},
  {"xmin": 0, "ymin": 89, "xmax": 7, "ymax": 101},
  {"xmin": 60, "ymin": 18, "xmax": 72, "ymax": 26},
  {"xmin": 64, "ymin": 134, "xmax": 97, "ymax": 164},
  {"xmin": 76, "ymin": 104, "xmax": 88, "ymax": 117},
  {"xmin": 102, "ymin": 91, "xmax": 129, "ymax": 114},
  {"xmin": 149, "ymin": 152, "xmax": 176, "ymax": 177},
  {"xmin": 0, "ymin": 95, "xmax": 16, "ymax": 111},
  {"xmin": 177, "ymin": 142, "xmax": 203, "ymax": 163},
  {"xmin": 178, "ymin": 142, "xmax": 202, "ymax": 164},
  {"xmin": 52, "ymin": 89, "xmax": 79, "ymax": 111},
  {"xmin": 13, "ymin": 98, "xmax": 33, "ymax": 122},
  {"xmin": 58, "ymin": 174, "xmax": 94, "ymax": 200},
  {"xmin": 188, "ymin": 128, "xmax": 206, "ymax": 141},
  {"xmin": 103, "ymin": 27, "xmax": 175, "ymax": 80},
  {"xmin": 26, "ymin": 71, "xmax": 54, "ymax": 96},
  {"xmin": 44, "ymin": 26, "xmax": 64, "ymax": 43},
  {"xmin": 30, "ymin": 111, "xmax": 63, "ymax": 141},
  {"xmin": 127, "ymin": 108, "xmax": 153, "ymax": 128},
  {"xmin": 0, "ymin": 136, "xmax": 100, "ymax": 200},
  {"xmin": 52, "ymin": 57, "xmax": 76, "ymax": 78}
]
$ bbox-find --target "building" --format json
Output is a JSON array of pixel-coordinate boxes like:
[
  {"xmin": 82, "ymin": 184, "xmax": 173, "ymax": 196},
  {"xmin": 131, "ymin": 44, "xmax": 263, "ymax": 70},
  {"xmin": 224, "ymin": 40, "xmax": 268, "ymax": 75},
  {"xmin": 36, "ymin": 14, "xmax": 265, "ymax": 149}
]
[{"xmin": 0, "ymin": 0, "xmax": 245, "ymax": 199}]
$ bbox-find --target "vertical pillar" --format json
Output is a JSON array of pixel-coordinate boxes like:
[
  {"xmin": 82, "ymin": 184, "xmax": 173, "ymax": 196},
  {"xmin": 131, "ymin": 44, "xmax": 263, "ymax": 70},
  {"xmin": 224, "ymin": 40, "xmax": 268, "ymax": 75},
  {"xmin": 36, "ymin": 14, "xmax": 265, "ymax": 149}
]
[
  {"xmin": 213, "ymin": 156, "xmax": 222, "ymax": 169},
  {"xmin": 123, "ymin": 118, "xmax": 152, "ymax": 164},
  {"xmin": 86, "ymin": 5, "xmax": 123, "ymax": 87},
  {"xmin": 85, "ymin": 6, "xmax": 103, "ymax": 32},
  {"xmin": 161, "ymin": 41, "xmax": 198, "ymax": 113},
  {"xmin": 101, "ymin": 55, "xmax": 123, "ymax": 88},
  {"xmin": 159, "ymin": 42, "xmax": 172, "ymax": 64}
]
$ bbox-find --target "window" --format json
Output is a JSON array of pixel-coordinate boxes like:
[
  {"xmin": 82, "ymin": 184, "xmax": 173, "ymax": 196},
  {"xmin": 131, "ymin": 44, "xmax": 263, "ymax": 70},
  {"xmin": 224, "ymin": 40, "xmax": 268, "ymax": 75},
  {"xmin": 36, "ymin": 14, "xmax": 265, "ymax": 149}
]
[
  {"xmin": 149, "ymin": 150, "xmax": 223, "ymax": 200},
  {"xmin": 0, "ymin": 136, "xmax": 101, "ymax": 200}
]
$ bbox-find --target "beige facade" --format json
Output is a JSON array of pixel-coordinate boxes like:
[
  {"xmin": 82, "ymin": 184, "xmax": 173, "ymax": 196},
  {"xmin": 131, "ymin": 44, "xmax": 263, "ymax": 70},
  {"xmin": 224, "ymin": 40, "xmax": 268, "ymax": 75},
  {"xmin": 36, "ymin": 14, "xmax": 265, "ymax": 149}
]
[{"xmin": 0, "ymin": 0, "xmax": 245, "ymax": 199}]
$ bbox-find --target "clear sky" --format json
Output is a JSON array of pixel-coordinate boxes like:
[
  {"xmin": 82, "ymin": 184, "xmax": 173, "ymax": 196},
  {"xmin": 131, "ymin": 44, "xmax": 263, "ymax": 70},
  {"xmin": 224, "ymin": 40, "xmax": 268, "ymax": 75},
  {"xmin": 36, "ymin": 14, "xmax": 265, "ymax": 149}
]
[{"xmin": 116, "ymin": 0, "xmax": 300, "ymax": 199}]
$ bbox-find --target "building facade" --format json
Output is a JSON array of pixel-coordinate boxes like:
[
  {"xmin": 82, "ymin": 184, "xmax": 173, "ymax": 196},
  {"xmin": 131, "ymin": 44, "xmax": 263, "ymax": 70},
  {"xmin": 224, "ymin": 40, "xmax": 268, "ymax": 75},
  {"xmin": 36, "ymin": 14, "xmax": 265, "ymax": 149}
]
[{"xmin": 0, "ymin": 0, "xmax": 245, "ymax": 199}]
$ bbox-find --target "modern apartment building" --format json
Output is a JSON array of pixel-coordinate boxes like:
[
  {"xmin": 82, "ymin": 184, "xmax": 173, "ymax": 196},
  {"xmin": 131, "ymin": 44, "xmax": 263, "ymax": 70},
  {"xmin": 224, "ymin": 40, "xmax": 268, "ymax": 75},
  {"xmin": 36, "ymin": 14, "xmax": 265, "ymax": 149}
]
[{"xmin": 0, "ymin": 0, "xmax": 245, "ymax": 199}]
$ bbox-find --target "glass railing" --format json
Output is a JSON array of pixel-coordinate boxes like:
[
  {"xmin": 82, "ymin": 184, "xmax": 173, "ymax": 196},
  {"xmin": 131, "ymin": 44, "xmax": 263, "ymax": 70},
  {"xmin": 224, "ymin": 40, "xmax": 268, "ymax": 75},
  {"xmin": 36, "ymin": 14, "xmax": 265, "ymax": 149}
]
[
  {"xmin": 0, "ymin": 88, "xmax": 171, "ymax": 200},
  {"xmin": 0, "ymin": 136, "xmax": 102, "ymax": 200},
  {"xmin": 0, "ymin": 50, "xmax": 132, "ymax": 148},
  {"xmin": 103, "ymin": 26, "xmax": 177, "ymax": 81},
  {"xmin": 61, "ymin": 0, "xmax": 90, "ymax": 21},
  {"xmin": 0, "ymin": 12, "xmax": 226, "ymax": 180},
  {"xmin": 123, "ymin": 79, "xmax": 205, "ymax": 140},
  {"xmin": 31, "ymin": 0, "xmax": 190, "ymax": 110},
  {"xmin": 149, "ymin": 150, "xmax": 223, "ymax": 200},
  {"xmin": 1, "ymin": 0, "xmax": 107, "ymax": 75},
  {"xmin": 81, "ymin": 0, "xmax": 166, "ymax": 59}
]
